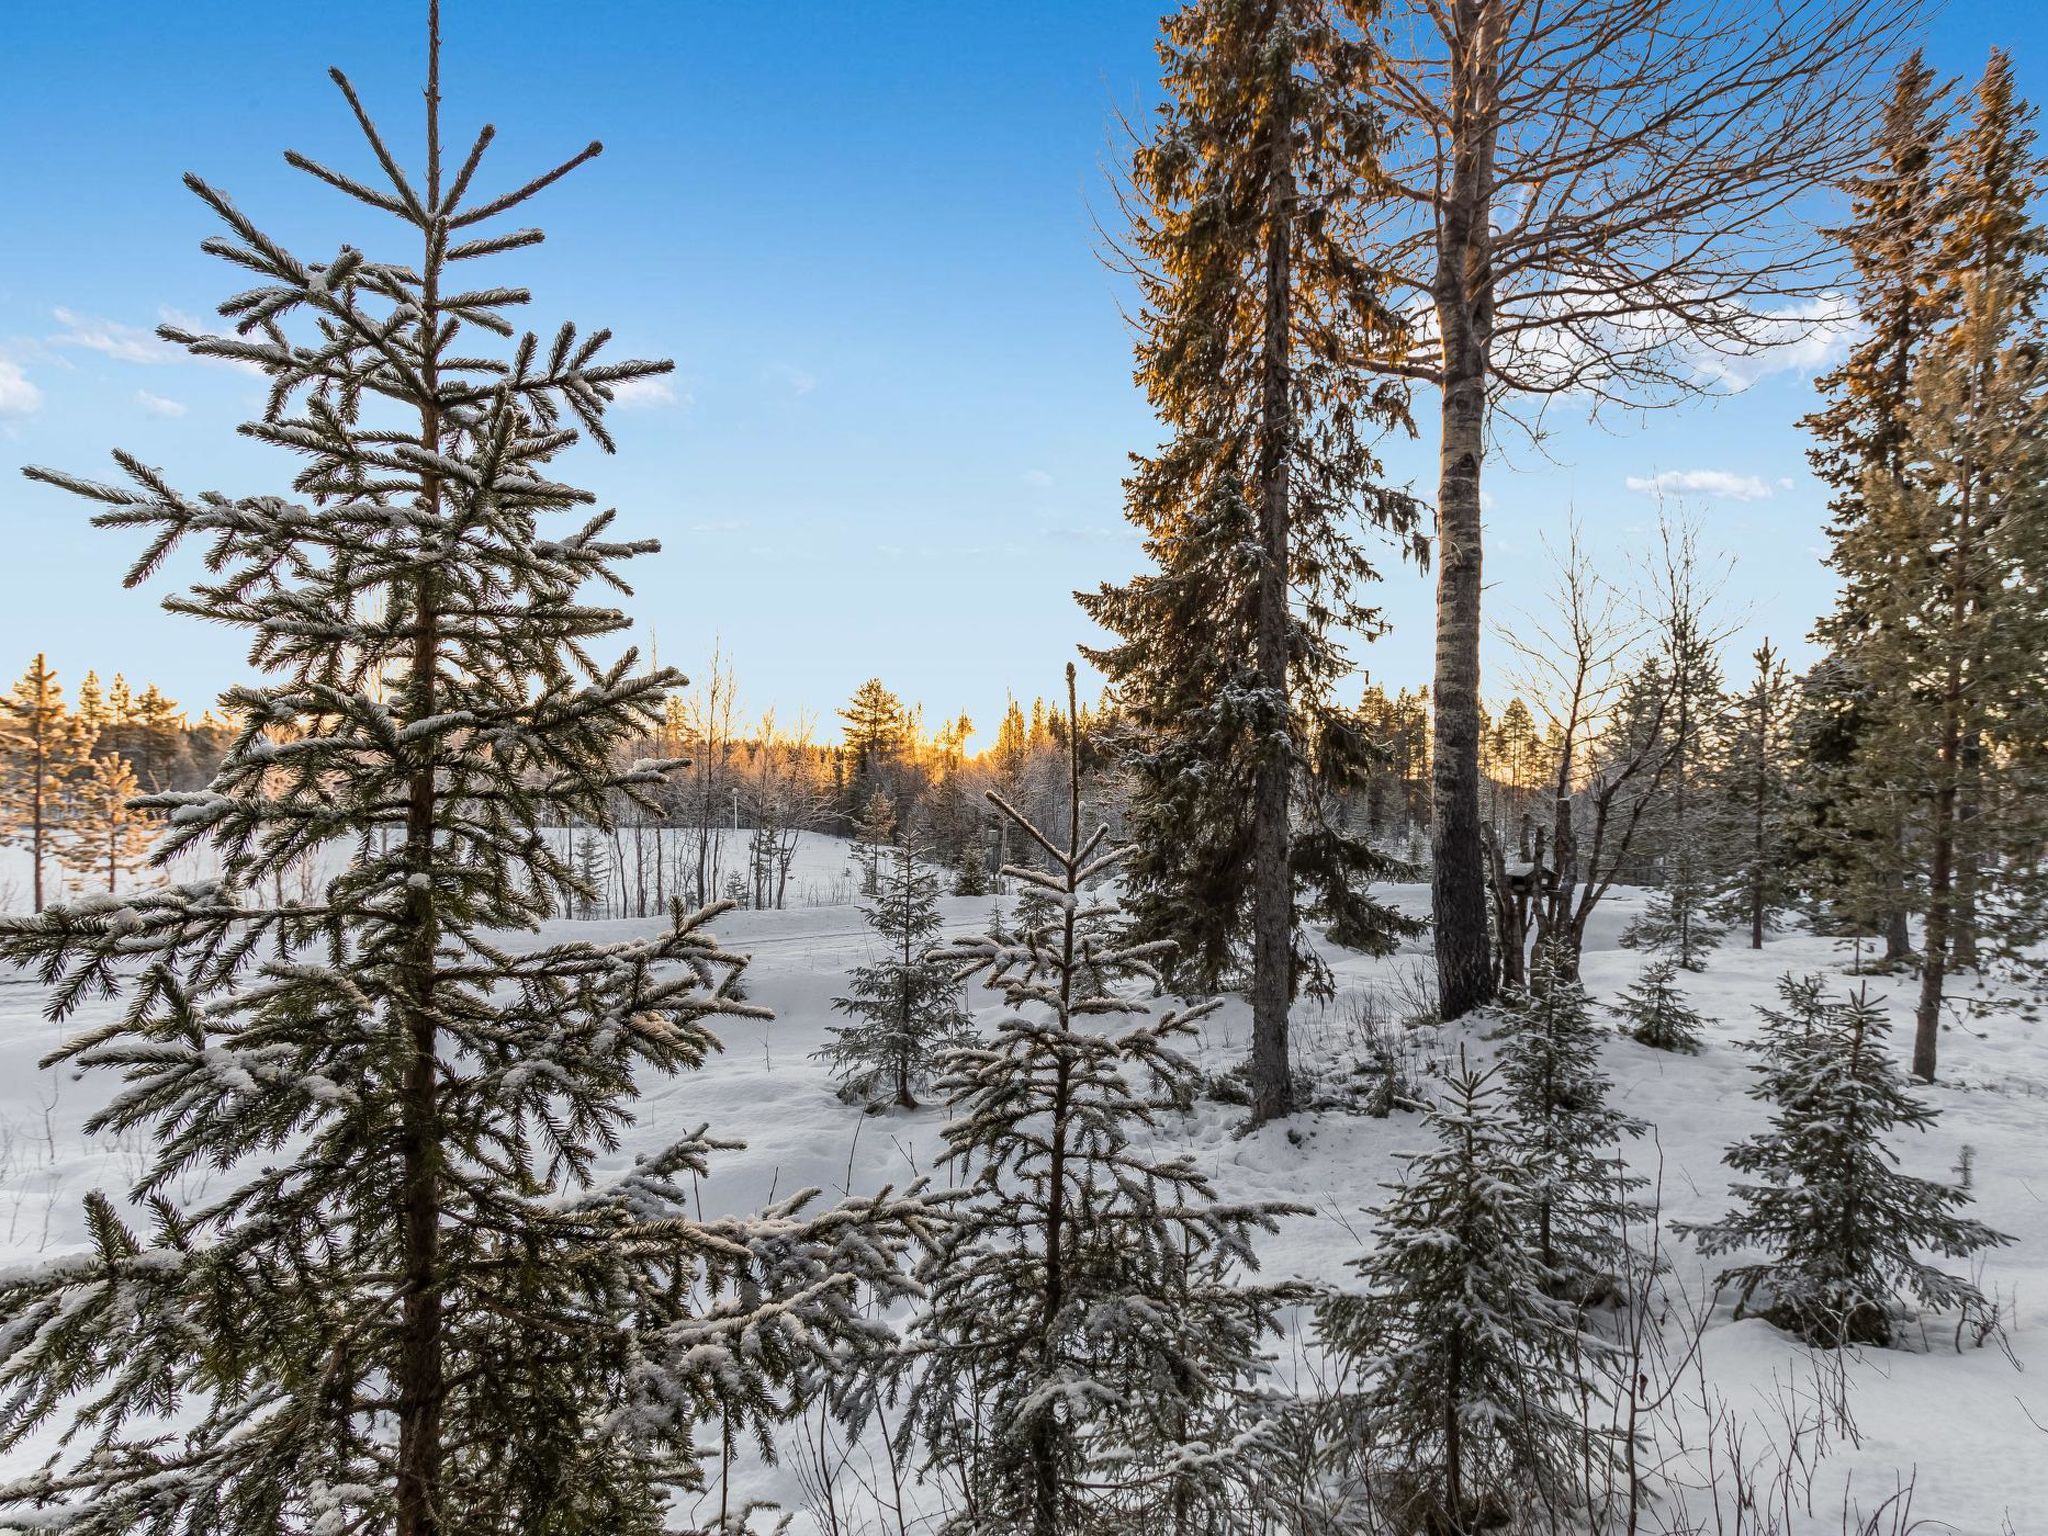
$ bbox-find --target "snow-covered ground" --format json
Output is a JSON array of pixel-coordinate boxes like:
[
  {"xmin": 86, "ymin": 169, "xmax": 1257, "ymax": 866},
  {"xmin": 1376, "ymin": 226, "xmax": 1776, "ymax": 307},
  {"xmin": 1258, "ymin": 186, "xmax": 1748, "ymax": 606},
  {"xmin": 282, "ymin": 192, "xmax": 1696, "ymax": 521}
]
[{"xmin": 0, "ymin": 839, "xmax": 2041, "ymax": 1532}]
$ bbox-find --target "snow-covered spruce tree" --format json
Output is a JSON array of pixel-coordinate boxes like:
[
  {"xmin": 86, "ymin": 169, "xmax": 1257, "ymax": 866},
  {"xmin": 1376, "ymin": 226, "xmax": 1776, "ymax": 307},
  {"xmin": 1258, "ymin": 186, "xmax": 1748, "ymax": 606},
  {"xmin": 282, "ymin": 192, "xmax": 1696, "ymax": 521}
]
[
  {"xmin": 1495, "ymin": 946, "xmax": 1647, "ymax": 1300},
  {"xmin": 573, "ymin": 826, "xmax": 611, "ymax": 919},
  {"xmin": 952, "ymin": 828, "xmax": 990, "ymax": 897},
  {"xmin": 1611, "ymin": 959, "xmax": 1708, "ymax": 1055},
  {"xmin": 1079, "ymin": 0, "xmax": 1422, "ymax": 1125},
  {"xmin": 1678, "ymin": 977, "xmax": 2011, "ymax": 1348},
  {"xmin": 0, "ymin": 23, "xmax": 929, "ymax": 1533},
  {"xmin": 822, "ymin": 838, "xmax": 975, "ymax": 1109},
  {"xmin": 901, "ymin": 664, "xmax": 1305, "ymax": 1536},
  {"xmin": 1319, "ymin": 1054, "xmax": 1597, "ymax": 1533}
]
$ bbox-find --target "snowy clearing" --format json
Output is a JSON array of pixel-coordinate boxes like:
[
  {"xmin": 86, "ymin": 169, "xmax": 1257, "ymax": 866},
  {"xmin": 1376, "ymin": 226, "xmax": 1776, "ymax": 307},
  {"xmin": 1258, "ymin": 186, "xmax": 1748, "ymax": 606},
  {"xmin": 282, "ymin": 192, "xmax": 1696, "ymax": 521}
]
[{"xmin": 0, "ymin": 844, "xmax": 2040, "ymax": 1533}]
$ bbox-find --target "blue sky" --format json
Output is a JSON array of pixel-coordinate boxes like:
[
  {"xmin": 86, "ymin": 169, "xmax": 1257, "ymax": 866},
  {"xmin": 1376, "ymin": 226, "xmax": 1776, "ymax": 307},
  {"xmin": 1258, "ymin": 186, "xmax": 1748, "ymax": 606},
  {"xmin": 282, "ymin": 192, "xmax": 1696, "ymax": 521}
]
[{"xmin": 1, "ymin": 1, "xmax": 2040, "ymax": 743}]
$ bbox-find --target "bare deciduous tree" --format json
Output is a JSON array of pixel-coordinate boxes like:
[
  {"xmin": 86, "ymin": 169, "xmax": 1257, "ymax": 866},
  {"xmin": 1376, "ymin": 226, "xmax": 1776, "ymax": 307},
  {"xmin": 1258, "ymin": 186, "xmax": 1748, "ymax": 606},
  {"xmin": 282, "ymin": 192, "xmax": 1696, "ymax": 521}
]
[{"xmin": 1347, "ymin": 0, "xmax": 1913, "ymax": 1016}]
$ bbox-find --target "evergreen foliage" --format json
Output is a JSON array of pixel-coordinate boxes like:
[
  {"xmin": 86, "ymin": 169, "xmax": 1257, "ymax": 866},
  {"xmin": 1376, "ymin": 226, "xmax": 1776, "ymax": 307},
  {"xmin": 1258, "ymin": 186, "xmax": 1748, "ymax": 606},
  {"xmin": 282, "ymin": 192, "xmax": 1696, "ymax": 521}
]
[
  {"xmin": 823, "ymin": 839, "xmax": 976, "ymax": 1109},
  {"xmin": 1612, "ymin": 960, "xmax": 1709, "ymax": 1055},
  {"xmin": 850, "ymin": 786, "xmax": 898, "ymax": 897},
  {"xmin": 1679, "ymin": 977, "xmax": 2011, "ymax": 1348},
  {"xmin": 1712, "ymin": 640, "xmax": 1798, "ymax": 948},
  {"xmin": 1807, "ymin": 51, "xmax": 2048, "ymax": 1075},
  {"xmin": 1319, "ymin": 1056, "xmax": 1597, "ymax": 1533},
  {"xmin": 952, "ymin": 829, "xmax": 989, "ymax": 897},
  {"xmin": 900, "ymin": 667, "xmax": 1303, "ymax": 1536},
  {"xmin": 572, "ymin": 827, "xmax": 611, "ymax": 920},
  {"xmin": 56, "ymin": 752, "xmax": 154, "ymax": 897},
  {"xmin": 1495, "ymin": 949, "xmax": 1648, "ymax": 1299},
  {"xmin": 0, "ymin": 654, "xmax": 96, "ymax": 913},
  {"xmin": 0, "ymin": 24, "xmax": 929, "ymax": 1530},
  {"xmin": 1078, "ymin": 0, "xmax": 1421, "ymax": 1121}
]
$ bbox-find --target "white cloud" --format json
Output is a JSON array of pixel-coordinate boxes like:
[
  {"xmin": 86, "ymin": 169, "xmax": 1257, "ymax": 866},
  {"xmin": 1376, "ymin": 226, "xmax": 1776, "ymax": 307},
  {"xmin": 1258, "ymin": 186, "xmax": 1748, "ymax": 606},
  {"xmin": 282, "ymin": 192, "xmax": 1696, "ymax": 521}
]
[
  {"xmin": 609, "ymin": 376, "xmax": 682, "ymax": 409},
  {"xmin": 51, "ymin": 306, "xmax": 176, "ymax": 364},
  {"xmin": 1022, "ymin": 469, "xmax": 1054, "ymax": 489},
  {"xmin": 136, "ymin": 389, "xmax": 187, "ymax": 418},
  {"xmin": 51, "ymin": 306, "xmax": 265, "ymax": 376},
  {"xmin": 1625, "ymin": 468, "xmax": 1775, "ymax": 502},
  {"xmin": 1688, "ymin": 292, "xmax": 1861, "ymax": 391},
  {"xmin": 0, "ymin": 358, "xmax": 40, "ymax": 416}
]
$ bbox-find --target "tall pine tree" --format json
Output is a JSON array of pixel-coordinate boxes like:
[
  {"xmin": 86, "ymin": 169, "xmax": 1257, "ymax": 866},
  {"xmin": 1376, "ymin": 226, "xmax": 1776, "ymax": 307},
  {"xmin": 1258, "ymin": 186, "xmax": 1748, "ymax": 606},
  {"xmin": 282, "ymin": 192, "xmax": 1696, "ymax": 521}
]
[
  {"xmin": 1828, "ymin": 53, "xmax": 2048, "ymax": 1078},
  {"xmin": 0, "ymin": 18, "xmax": 927, "ymax": 1530},
  {"xmin": 1081, "ymin": 0, "xmax": 1421, "ymax": 1125},
  {"xmin": 56, "ymin": 751, "xmax": 154, "ymax": 897},
  {"xmin": 1801, "ymin": 53, "xmax": 1953, "ymax": 968},
  {"xmin": 0, "ymin": 654, "xmax": 96, "ymax": 913}
]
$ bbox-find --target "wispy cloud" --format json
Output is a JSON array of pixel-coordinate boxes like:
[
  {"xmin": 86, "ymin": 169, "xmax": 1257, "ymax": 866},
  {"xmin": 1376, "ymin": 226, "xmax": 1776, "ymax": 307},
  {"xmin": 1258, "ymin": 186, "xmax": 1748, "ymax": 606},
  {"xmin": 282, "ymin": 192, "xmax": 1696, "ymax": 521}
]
[
  {"xmin": 1022, "ymin": 469, "xmax": 1054, "ymax": 489},
  {"xmin": 1688, "ymin": 292, "xmax": 1860, "ymax": 391},
  {"xmin": 1625, "ymin": 468, "xmax": 1775, "ymax": 502},
  {"xmin": 0, "ymin": 358, "xmax": 41, "ymax": 416},
  {"xmin": 769, "ymin": 364, "xmax": 818, "ymax": 397},
  {"xmin": 51, "ymin": 306, "xmax": 176, "ymax": 364},
  {"xmin": 136, "ymin": 389, "xmax": 187, "ymax": 418},
  {"xmin": 609, "ymin": 376, "xmax": 686, "ymax": 410},
  {"xmin": 53, "ymin": 306, "xmax": 265, "ymax": 376}
]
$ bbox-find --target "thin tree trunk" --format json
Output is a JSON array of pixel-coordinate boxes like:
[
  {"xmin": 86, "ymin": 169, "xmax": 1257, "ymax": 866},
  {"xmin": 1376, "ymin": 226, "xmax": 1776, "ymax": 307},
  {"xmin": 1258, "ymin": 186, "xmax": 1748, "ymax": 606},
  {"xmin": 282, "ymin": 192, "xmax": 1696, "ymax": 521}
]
[
  {"xmin": 396, "ymin": 12, "xmax": 447, "ymax": 1530},
  {"xmin": 1914, "ymin": 581, "xmax": 1969, "ymax": 1083},
  {"xmin": 1249, "ymin": 67, "xmax": 1297, "ymax": 1125},
  {"xmin": 1953, "ymin": 733, "xmax": 1981, "ymax": 968},
  {"xmin": 1430, "ymin": 0, "xmax": 1501, "ymax": 1021}
]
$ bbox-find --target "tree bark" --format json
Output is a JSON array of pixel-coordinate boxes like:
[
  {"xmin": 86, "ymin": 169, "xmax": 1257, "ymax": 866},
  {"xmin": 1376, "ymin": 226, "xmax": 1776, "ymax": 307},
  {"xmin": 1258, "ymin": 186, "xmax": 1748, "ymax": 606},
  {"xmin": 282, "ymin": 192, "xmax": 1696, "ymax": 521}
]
[
  {"xmin": 1429, "ymin": 0, "xmax": 1501, "ymax": 1021},
  {"xmin": 396, "ymin": 9, "xmax": 447, "ymax": 1531},
  {"xmin": 1249, "ymin": 59, "xmax": 1297, "ymax": 1125}
]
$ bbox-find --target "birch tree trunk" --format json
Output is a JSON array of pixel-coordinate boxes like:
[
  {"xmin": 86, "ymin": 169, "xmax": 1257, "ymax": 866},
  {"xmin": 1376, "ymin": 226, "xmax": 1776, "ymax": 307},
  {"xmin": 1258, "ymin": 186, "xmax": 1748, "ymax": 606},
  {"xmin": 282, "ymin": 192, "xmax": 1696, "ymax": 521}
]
[{"xmin": 1427, "ymin": 0, "xmax": 1501, "ymax": 1019}]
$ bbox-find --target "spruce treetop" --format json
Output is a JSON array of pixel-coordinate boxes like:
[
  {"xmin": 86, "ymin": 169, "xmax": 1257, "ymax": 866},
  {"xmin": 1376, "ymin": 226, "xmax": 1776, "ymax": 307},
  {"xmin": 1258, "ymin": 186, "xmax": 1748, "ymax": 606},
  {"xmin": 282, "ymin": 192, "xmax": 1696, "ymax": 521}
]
[{"xmin": 0, "ymin": 13, "xmax": 931, "ymax": 1529}]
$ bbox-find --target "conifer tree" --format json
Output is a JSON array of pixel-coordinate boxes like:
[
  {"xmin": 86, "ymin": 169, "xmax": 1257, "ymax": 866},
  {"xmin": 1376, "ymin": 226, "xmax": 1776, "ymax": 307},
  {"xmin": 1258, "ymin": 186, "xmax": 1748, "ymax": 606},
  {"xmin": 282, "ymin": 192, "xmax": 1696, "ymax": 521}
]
[
  {"xmin": 0, "ymin": 21, "xmax": 927, "ymax": 1530},
  {"xmin": 75, "ymin": 670, "xmax": 109, "ymax": 733},
  {"xmin": 850, "ymin": 785, "xmax": 898, "ymax": 897},
  {"xmin": 824, "ymin": 839, "xmax": 975, "ymax": 1109},
  {"xmin": 573, "ymin": 827, "xmax": 611, "ymax": 920},
  {"xmin": 840, "ymin": 677, "xmax": 909, "ymax": 777},
  {"xmin": 0, "ymin": 653, "xmax": 96, "ymax": 913},
  {"xmin": 1319, "ymin": 1056, "xmax": 1594, "ymax": 1532},
  {"xmin": 902, "ymin": 665, "xmax": 1302, "ymax": 1536},
  {"xmin": 106, "ymin": 673, "xmax": 134, "ymax": 727},
  {"xmin": 1495, "ymin": 947, "xmax": 1647, "ymax": 1298},
  {"xmin": 952, "ymin": 827, "xmax": 989, "ymax": 897},
  {"xmin": 1832, "ymin": 53, "xmax": 2048, "ymax": 1079},
  {"xmin": 1611, "ymin": 959, "xmax": 1709, "ymax": 1055},
  {"xmin": 1081, "ymin": 0, "xmax": 1421, "ymax": 1125},
  {"xmin": 56, "ymin": 751, "xmax": 153, "ymax": 896},
  {"xmin": 1618, "ymin": 531, "xmax": 1728, "ymax": 972},
  {"xmin": 1803, "ymin": 54, "xmax": 1962, "ymax": 970},
  {"xmin": 1679, "ymin": 977, "xmax": 2011, "ymax": 1348},
  {"xmin": 1713, "ymin": 640, "xmax": 1797, "ymax": 949}
]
